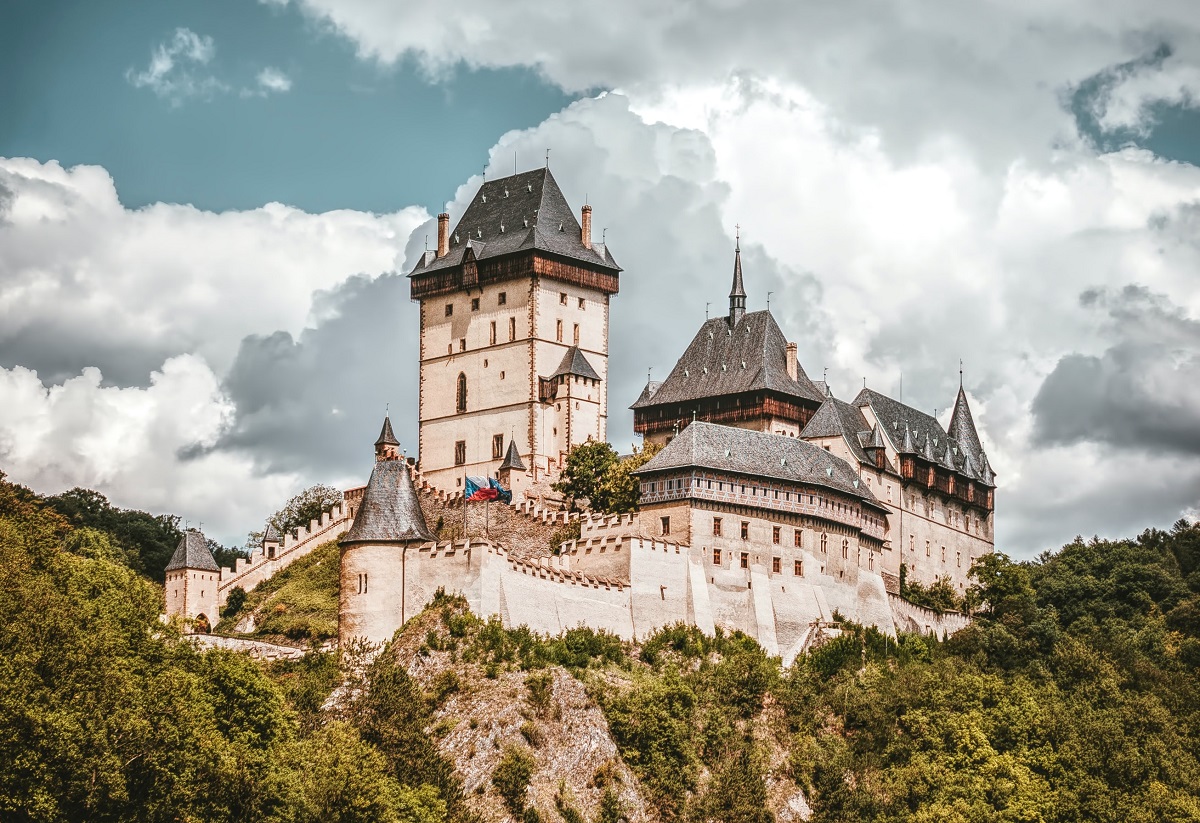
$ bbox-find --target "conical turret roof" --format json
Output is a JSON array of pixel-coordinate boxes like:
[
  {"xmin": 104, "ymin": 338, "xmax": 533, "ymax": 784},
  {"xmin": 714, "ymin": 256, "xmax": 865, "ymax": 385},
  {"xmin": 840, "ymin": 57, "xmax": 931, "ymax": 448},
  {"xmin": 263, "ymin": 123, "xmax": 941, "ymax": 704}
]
[
  {"xmin": 375, "ymin": 415, "xmax": 400, "ymax": 447},
  {"xmin": 901, "ymin": 424, "xmax": 916, "ymax": 454},
  {"xmin": 498, "ymin": 439, "xmax": 527, "ymax": 472},
  {"xmin": 947, "ymin": 385, "xmax": 983, "ymax": 462},
  {"xmin": 341, "ymin": 459, "xmax": 434, "ymax": 545},
  {"xmin": 165, "ymin": 529, "xmax": 219, "ymax": 572}
]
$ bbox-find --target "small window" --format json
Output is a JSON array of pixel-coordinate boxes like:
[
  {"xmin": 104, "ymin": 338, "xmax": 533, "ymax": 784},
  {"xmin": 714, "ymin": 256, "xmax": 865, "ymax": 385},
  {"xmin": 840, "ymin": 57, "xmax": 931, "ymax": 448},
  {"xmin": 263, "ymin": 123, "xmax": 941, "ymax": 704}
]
[
  {"xmin": 712, "ymin": 517, "xmax": 722, "ymax": 537},
  {"xmin": 556, "ymin": 320, "xmax": 563, "ymax": 342},
  {"xmin": 560, "ymin": 292, "xmax": 568, "ymax": 305},
  {"xmin": 573, "ymin": 323, "xmax": 580, "ymax": 345},
  {"xmin": 471, "ymin": 297, "xmax": 480, "ymax": 311},
  {"xmin": 578, "ymin": 297, "xmax": 585, "ymax": 309},
  {"xmin": 660, "ymin": 517, "xmax": 670, "ymax": 536},
  {"xmin": 459, "ymin": 338, "xmax": 466, "ymax": 352},
  {"xmin": 493, "ymin": 434, "xmax": 504, "ymax": 459},
  {"xmin": 794, "ymin": 560, "xmax": 803, "ymax": 576},
  {"xmin": 793, "ymin": 529, "xmax": 802, "ymax": 548},
  {"xmin": 489, "ymin": 321, "xmax": 497, "ymax": 345},
  {"xmin": 821, "ymin": 533, "xmax": 827, "ymax": 553},
  {"xmin": 509, "ymin": 317, "xmax": 516, "ymax": 341},
  {"xmin": 740, "ymin": 522, "xmax": 749, "ymax": 540},
  {"xmin": 456, "ymin": 373, "xmax": 467, "ymax": 413},
  {"xmin": 740, "ymin": 552, "xmax": 749, "ymax": 569},
  {"xmin": 445, "ymin": 303, "xmax": 453, "ymax": 317},
  {"xmin": 941, "ymin": 546, "xmax": 946, "ymax": 562},
  {"xmin": 500, "ymin": 371, "xmax": 505, "ymax": 379},
  {"xmin": 454, "ymin": 441, "xmax": 466, "ymax": 465},
  {"xmin": 713, "ymin": 548, "xmax": 722, "ymax": 565},
  {"xmin": 772, "ymin": 526, "xmax": 781, "ymax": 545},
  {"xmin": 926, "ymin": 540, "xmax": 931, "ymax": 557},
  {"xmin": 772, "ymin": 557, "xmax": 781, "ymax": 574},
  {"xmin": 842, "ymin": 539, "xmax": 849, "ymax": 559},
  {"xmin": 957, "ymin": 551, "xmax": 962, "ymax": 567}
]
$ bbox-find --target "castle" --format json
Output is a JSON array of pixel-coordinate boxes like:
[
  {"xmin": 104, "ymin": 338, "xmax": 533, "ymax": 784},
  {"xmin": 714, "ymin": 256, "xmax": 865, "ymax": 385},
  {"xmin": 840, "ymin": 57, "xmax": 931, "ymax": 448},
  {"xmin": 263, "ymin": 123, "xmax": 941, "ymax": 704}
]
[{"xmin": 166, "ymin": 168, "xmax": 994, "ymax": 660}]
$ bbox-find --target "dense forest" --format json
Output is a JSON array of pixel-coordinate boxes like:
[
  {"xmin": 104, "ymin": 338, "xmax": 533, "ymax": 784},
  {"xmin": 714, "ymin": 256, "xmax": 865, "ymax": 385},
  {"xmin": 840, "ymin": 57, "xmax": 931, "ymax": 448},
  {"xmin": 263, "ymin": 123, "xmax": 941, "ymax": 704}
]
[{"xmin": 2, "ymin": 468, "xmax": 1199, "ymax": 822}]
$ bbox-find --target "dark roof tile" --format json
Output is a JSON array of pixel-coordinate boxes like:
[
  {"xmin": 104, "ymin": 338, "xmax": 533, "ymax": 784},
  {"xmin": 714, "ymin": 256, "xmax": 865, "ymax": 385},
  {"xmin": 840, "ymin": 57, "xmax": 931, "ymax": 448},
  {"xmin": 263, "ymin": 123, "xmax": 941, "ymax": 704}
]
[
  {"xmin": 341, "ymin": 459, "xmax": 434, "ymax": 545},
  {"xmin": 550, "ymin": 346, "xmax": 601, "ymax": 381},
  {"xmin": 165, "ymin": 530, "xmax": 219, "ymax": 571}
]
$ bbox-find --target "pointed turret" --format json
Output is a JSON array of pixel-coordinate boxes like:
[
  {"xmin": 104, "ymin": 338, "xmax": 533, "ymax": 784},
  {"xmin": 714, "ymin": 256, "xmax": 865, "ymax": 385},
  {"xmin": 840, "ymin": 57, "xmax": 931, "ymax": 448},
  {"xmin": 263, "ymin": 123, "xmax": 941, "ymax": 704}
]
[
  {"xmin": 941, "ymin": 442, "xmax": 957, "ymax": 471},
  {"xmin": 729, "ymin": 237, "xmax": 746, "ymax": 326},
  {"xmin": 946, "ymin": 385, "xmax": 983, "ymax": 463},
  {"xmin": 341, "ymin": 458, "xmax": 434, "ymax": 545},
  {"xmin": 867, "ymin": 424, "xmax": 886, "ymax": 450},
  {"xmin": 498, "ymin": 439, "xmax": 527, "ymax": 473},
  {"xmin": 374, "ymin": 415, "xmax": 400, "ymax": 461},
  {"xmin": 165, "ymin": 529, "xmax": 218, "ymax": 572},
  {"xmin": 921, "ymin": 432, "xmax": 937, "ymax": 462},
  {"xmin": 901, "ymin": 424, "xmax": 916, "ymax": 454}
]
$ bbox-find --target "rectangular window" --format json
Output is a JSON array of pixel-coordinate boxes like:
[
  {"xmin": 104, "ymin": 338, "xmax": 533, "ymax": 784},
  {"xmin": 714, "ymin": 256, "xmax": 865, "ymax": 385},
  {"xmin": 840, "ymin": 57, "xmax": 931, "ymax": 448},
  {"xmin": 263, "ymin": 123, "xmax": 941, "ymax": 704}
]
[
  {"xmin": 660, "ymin": 516, "xmax": 670, "ymax": 536},
  {"xmin": 493, "ymin": 434, "xmax": 504, "ymax": 459},
  {"xmin": 459, "ymin": 338, "xmax": 466, "ymax": 352},
  {"xmin": 498, "ymin": 291, "xmax": 507, "ymax": 305},
  {"xmin": 573, "ymin": 323, "xmax": 580, "ymax": 345},
  {"xmin": 556, "ymin": 319, "xmax": 563, "ymax": 342},
  {"xmin": 941, "ymin": 546, "xmax": 946, "ymax": 562},
  {"xmin": 794, "ymin": 560, "xmax": 803, "ymax": 576},
  {"xmin": 926, "ymin": 540, "xmax": 931, "ymax": 557},
  {"xmin": 509, "ymin": 317, "xmax": 516, "ymax": 341},
  {"xmin": 957, "ymin": 551, "xmax": 961, "ymax": 567},
  {"xmin": 772, "ymin": 557, "xmax": 781, "ymax": 574},
  {"xmin": 713, "ymin": 548, "xmax": 721, "ymax": 565},
  {"xmin": 578, "ymin": 297, "xmax": 585, "ymax": 309},
  {"xmin": 794, "ymin": 529, "xmax": 802, "ymax": 548},
  {"xmin": 454, "ymin": 441, "xmax": 466, "ymax": 466},
  {"xmin": 772, "ymin": 526, "xmax": 781, "ymax": 544},
  {"xmin": 471, "ymin": 297, "xmax": 480, "ymax": 311},
  {"xmin": 560, "ymin": 292, "xmax": 568, "ymax": 305},
  {"xmin": 740, "ymin": 522, "xmax": 749, "ymax": 540},
  {"xmin": 445, "ymin": 303, "xmax": 453, "ymax": 317},
  {"xmin": 489, "ymin": 321, "xmax": 497, "ymax": 345},
  {"xmin": 712, "ymin": 517, "xmax": 722, "ymax": 536},
  {"xmin": 740, "ymin": 552, "xmax": 749, "ymax": 569}
]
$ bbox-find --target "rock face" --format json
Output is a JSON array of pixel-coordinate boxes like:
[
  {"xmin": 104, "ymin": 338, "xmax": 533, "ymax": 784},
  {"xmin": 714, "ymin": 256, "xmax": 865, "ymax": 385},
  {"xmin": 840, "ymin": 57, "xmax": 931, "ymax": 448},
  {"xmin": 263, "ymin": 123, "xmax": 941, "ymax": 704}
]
[{"xmin": 388, "ymin": 607, "xmax": 652, "ymax": 822}]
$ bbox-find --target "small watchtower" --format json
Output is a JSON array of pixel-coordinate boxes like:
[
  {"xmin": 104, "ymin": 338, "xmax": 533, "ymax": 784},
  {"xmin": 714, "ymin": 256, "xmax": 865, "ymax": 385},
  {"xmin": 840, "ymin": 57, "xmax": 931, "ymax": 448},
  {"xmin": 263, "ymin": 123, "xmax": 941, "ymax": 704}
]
[{"xmin": 164, "ymin": 529, "xmax": 220, "ymax": 632}]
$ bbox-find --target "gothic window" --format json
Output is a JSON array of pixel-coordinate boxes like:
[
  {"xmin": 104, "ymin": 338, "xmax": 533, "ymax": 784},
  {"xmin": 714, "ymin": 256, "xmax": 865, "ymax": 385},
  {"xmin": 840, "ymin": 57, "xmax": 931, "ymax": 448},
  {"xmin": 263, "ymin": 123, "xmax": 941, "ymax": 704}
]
[
  {"xmin": 493, "ymin": 434, "xmax": 504, "ymax": 459},
  {"xmin": 772, "ymin": 557, "xmax": 781, "ymax": 574},
  {"xmin": 454, "ymin": 441, "xmax": 466, "ymax": 465},
  {"xmin": 456, "ymin": 373, "xmax": 467, "ymax": 413},
  {"xmin": 712, "ymin": 517, "xmax": 722, "ymax": 536},
  {"xmin": 445, "ymin": 303, "xmax": 453, "ymax": 317},
  {"xmin": 509, "ymin": 317, "xmax": 516, "ymax": 341}
]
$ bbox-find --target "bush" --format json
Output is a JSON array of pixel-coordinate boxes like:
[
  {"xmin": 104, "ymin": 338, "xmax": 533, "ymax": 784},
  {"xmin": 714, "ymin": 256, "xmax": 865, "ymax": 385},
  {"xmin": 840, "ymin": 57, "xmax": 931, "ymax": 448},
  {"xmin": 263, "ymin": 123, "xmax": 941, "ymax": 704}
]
[
  {"xmin": 221, "ymin": 586, "xmax": 247, "ymax": 619},
  {"xmin": 492, "ymin": 745, "xmax": 536, "ymax": 816}
]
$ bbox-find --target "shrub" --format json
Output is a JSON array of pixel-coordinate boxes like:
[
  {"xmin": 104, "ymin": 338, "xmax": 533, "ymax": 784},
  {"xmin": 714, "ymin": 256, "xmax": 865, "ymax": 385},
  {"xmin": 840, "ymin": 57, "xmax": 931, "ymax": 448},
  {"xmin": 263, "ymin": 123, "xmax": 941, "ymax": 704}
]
[{"xmin": 492, "ymin": 744, "xmax": 536, "ymax": 816}]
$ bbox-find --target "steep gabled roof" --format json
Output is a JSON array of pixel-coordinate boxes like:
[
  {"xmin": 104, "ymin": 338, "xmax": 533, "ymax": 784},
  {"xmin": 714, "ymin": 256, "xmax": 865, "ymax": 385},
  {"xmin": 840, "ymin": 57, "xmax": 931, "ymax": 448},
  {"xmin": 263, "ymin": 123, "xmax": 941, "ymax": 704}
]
[
  {"xmin": 263, "ymin": 523, "xmax": 281, "ymax": 543},
  {"xmin": 341, "ymin": 459, "xmax": 434, "ymax": 545},
  {"xmin": 375, "ymin": 415, "xmax": 399, "ymax": 447},
  {"xmin": 408, "ymin": 168, "xmax": 620, "ymax": 276},
  {"xmin": 631, "ymin": 310, "xmax": 825, "ymax": 409},
  {"xmin": 498, "ymin": 439, "xmax": 527, "ymax": 472},
  {"xmin": 946, "ymin": 386, "xmax": 984, "ymax": 464},
  {"xmin": 853, "ymin": 388, "xmax": 949, "ymax": 458},
  {"xmin": 165, "ymin": 530, "xmax": 219, "ymax": 572},
  {"xmin": 800, "ymin": 397, "xmax": 896, "ymax": 472},
  {"xmin": 636, "ymin": 421, "xmax": 885, "ymax": 510},
  {"xmin": 550, "ymin": 346, "xmax": 601, "ymax": 381},
  {"xmin": 632, "ymin": 380, "xmax": 663, "ymax": 407}
]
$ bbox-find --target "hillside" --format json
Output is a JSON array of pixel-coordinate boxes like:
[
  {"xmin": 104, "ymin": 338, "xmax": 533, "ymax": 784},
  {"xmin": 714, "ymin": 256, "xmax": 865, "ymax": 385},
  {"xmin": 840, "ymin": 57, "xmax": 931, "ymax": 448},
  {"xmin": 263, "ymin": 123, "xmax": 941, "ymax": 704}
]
[
  {"xmin": 3, "ymin": 469, "xmax": 1200, "ymax": 821},
  {"xmin": 217, "ymin": 538, "xmax": 341, "ymax": 644}
]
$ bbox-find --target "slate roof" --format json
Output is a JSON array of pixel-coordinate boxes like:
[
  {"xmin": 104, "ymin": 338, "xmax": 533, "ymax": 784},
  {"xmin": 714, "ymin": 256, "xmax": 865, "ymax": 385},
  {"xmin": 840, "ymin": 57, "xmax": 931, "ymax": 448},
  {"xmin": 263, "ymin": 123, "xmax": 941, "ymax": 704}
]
[
  {"xmin": 853, "ymin": 388, "xmax": 949, "ymax": 459},
  {"xmin": 636, "ymin": 421, "xmax": 886, "ymax": 510},
  {"xmin": 263, "ymin": 523, "xmax": 281, "ymax": 543},
  {"xmin": 550, "ymin": 346, "xmax": 601, "ymax": 381},
  {"xmin": 630, "ymin": 310, "xmax": 826, "ymax": 409},
  {"xmin": 341, "ymin": 459, "xmax": 434, "ymax": 545},
  {"xmin": 375, "ymin": 415, "xmax": 399, "ymax": 447},
  {"xmin": 165, "ymin": 530, "xmax": 219, "ymax": 572},
  {"xmin": 498, "ymin": 439, "xmax": 527, "ymax": 472},
  {"xmin": 408, "ymin": 168, "xmax": 620, "ymax": 276},
  {"xmin": 632, "ymin": 380, "xmax": 663, "ymax": 407},
  {"xmin": 800, "ymin": 397, "xmax": 896, "ymax": 472},
  {"xmin": 946, "ymin": 386, "xmax": 984, "ymax": 464}
]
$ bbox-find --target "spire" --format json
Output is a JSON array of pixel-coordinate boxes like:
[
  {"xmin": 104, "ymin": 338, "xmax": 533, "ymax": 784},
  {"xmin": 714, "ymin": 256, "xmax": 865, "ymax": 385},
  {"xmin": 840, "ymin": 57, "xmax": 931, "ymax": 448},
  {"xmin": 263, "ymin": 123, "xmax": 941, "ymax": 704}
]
[
  {"xmin": 946, "ymin": 385, "xmax": 984, "ymax": 462},
  {"xmin": 867, "ymin": 423, "xmax": 886, "ymax": 449},
  {"xmin": 901, "ymin": 424, "xmax": 916, "ymax": 454},
  {"xmin": 498, "ymin": 439, "xmax": 527, "ymax": 472},
  {"xmin": 164, "ymin": 529, "xmax": 219, "ymax": 572},
  {"xmin": 375, "ymin": 415, "xmax": 399, "ymax": 447},
  {"xmin": 729, "ymin": 229, "xmax": 746, "ymax": 326}
]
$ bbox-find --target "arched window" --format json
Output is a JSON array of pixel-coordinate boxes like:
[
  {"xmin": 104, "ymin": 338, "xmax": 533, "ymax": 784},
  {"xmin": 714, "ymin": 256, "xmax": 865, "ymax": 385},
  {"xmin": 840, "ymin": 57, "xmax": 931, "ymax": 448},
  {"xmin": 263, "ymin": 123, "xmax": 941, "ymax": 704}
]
[{"xmin": 456, "ymin": 372, "xmax": 467, "ymax": 413}]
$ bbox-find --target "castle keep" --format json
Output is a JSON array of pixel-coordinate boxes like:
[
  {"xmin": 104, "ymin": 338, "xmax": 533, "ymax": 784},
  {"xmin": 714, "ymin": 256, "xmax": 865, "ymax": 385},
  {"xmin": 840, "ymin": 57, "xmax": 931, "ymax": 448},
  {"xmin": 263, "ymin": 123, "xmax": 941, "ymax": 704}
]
[{"xmin": 166, "ymin": 168, "xmax": 995, "ymax": 656}]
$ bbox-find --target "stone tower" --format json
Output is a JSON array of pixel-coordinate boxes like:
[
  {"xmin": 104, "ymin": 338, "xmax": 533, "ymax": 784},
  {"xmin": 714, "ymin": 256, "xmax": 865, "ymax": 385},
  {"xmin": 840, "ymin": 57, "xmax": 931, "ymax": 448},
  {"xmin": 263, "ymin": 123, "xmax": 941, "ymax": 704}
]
[
  {"xmin": 408, "ymin": 168, "xmax": 621, "ymax": 491},
  {"xmin": 164, "ymin": 529, "xmax": 220, "ymax": 632}
]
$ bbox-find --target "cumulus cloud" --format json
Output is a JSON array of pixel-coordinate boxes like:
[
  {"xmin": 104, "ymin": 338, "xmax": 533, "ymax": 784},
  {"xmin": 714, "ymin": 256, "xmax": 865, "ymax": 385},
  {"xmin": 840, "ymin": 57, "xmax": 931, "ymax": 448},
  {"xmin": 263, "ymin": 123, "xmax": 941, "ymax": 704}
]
[
  {"xmin": 1086, "ymin": 46, "xmax": 1200, "ymax": 136},
  {"xmin": 0, "ymin": 157, "xmax": 426, "ymax": 386},
  {"xmin": 126, "ymin": 27, "xmax": 225, "ymax": 104},
  {"xmin": 253, "ymin": 67, "xmax": 293, "ymax": 95}
]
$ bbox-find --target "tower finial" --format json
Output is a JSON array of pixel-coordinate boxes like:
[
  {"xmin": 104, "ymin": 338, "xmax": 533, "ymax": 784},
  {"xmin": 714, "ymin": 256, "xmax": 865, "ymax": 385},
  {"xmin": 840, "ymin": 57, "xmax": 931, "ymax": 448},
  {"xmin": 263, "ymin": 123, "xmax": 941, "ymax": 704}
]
[
  {"xmin": 735, "ymin": 223, "xmax": 740, "ymax": 250},
  {"xmin": 545, "ymin": 147, "xmax": 550, "ymax": 168},
  {"xmin": 959, "ymin": 358, "xmax": 964, "ymax": 387},
  {"xmin": 728, "ymin": 233, "xmax": 746, "ymax": 325}
]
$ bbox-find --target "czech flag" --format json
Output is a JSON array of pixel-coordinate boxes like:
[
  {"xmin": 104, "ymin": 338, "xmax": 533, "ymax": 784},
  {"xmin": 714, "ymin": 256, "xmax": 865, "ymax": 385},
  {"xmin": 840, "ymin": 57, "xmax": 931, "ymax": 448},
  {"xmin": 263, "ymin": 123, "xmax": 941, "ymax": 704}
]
[{"xmin": 465, "ymin": 476, "xmax": 511, "ymax": 504}]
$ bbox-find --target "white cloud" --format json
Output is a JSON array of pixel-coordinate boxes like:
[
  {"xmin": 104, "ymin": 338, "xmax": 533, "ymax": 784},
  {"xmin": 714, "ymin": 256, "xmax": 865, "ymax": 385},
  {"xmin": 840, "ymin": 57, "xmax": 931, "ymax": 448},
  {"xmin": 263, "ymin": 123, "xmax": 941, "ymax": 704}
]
[
  {"xmin": 0, "ymin": 157, "xmax": 426, "ymax": 385},
  {"xmin": 1091, "ymin": 55, "xmax": 1200, "ymax": 135},
  {"xmin": 126, "ymin": 27, "xmax": 225, "ymax": 104},
  {"xmin": 256, "ymin": 66, "xmax": 293, "ymax": 94}
]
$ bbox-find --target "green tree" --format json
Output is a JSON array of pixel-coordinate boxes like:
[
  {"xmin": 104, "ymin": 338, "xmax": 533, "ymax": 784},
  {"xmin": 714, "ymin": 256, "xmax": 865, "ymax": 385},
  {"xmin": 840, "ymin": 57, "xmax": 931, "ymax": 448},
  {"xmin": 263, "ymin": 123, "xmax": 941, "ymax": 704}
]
[
  {"xmin": 491, "ymin": 744, "xmax": 535, "ymax": 817},
  {"xmin": 251, "ymin": 485, "xmax": 345, "ymax": 547},
  {"xmin": 44, "ymin": 487, "xmax": 181, "ymax": 580},
  {"xmin": 594, "ymin": 441, "xmax": 663, "ymax": 513},
  {"xmin": 553, "ymin": 441, "xmax": 619, "ymax": 510}
]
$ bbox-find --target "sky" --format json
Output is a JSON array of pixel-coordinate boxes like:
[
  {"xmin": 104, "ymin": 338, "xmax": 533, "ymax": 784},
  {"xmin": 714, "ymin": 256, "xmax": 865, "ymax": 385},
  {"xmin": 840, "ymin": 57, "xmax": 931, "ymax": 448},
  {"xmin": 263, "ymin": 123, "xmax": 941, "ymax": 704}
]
[{"xmin": 1, "ymin": 0, "xmax": 1199, "ymax": 554}]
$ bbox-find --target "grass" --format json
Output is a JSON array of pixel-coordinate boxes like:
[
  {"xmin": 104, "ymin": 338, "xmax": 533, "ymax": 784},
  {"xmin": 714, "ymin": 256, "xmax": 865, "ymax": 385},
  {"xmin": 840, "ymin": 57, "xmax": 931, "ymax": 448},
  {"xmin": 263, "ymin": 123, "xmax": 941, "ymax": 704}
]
[{"xmin": 215, "ymin": 538, "xmax": 340, "ymax": 643}]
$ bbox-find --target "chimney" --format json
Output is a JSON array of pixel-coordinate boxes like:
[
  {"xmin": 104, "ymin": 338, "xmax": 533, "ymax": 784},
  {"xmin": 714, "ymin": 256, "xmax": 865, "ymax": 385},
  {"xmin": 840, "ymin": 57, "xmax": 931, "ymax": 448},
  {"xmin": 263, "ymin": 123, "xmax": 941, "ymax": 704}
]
[
  {"xmin": 786, "ymin": 342, "xmax": 798, "ymax": 381},
  {"xmin": 581, "ymin": 204, "xmax": 592, "ymax": 250},
  {"xmin": 436, "ymin": 212, "xmax": 450, "ymax": 258}
]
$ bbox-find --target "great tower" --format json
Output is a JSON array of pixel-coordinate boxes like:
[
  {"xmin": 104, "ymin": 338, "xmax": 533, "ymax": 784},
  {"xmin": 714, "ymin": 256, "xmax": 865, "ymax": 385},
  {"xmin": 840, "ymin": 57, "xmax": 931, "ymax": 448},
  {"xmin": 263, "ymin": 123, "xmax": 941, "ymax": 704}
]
[{"xmin": 408, "ymin": 169, "xmax": 620, "ymax": 493}]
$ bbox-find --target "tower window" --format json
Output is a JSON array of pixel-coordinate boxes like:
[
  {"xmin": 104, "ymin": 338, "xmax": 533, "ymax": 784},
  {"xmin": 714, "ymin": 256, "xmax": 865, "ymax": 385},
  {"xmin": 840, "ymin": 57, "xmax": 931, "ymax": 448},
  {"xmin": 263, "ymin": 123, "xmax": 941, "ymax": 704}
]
[
  {"xmin": 660, "ymin": 517, "xmax": 670, "ymax": 536},
  {"xmin": 794, "ymin": 560, "xmax": 803, "ymax": 576},
  {"xmin": 459, "ymin": 338, "xmax": 466, "ymax": 352},
  {"xmin": 740, "ymin": 552, "xmax": 749, "ymax": 569},
  {"xmin": 560, "ymin": 292, "xmax": 567, "ymax": 305},
  {"xmin": 578, "ymin": 297, "xmax": 585, "ymax": 309},
  {"xmin": 445, "ymin": 303, "xmax": 453, "ymax": 317},
  {"xmin": 772, "ymin": 557, "xmax": 781, "ymax": 574},
  {"xmin": 713, "ymin": 548, "xmax": 722, "ymax": 565},
  {"xmin": 471, "ymin": 297, "xmax": 480, "ymax": 311},
  {"xmin": 454, "ymin": 441, "xmax": 466, "ymax": 465},
  {"xmin": 821, "ymin": 533, "xmax": 827, "ymax": 553},
  {"xmin": 573, "ymin": 324, "xmax": 580, "ymax": 345},
  {"xmin": 712, "ymin": 517, "xmax": 722, "ymax": 536},
  {"xmin": 556, "ymin": 320, "xmax": 563, "ymax": 342},
  {"xmin": 509, "ymin": 317, "xmax": 516, "ymax": 341},
  {"xmin": 456, "ymin": 373, "xmax": 467, "ymax": 413},
  {"xmin": 740, "ymin": 522, "xmax": 749, "ymax": 540},
  {"xmin": 842, "ymin": 539, "xmax": 849, "ymax": 559},
  {"xmin": 498, "ymin": 291, "xmax": 507, "ymax": 305},
  {"xmin": 490, "ymin": 321, "xmax": 497, "ymax": 345},
  {"xmin": 772, "ymin": 526, "xmax": 781, "ymax": 544},
  {"xmin": 493, "ymin": 434, "xmax": 504, "ymax": 459},
  {"xmin": 794, "ymin": 529, "xmax": 802, "ymax": 548}
]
